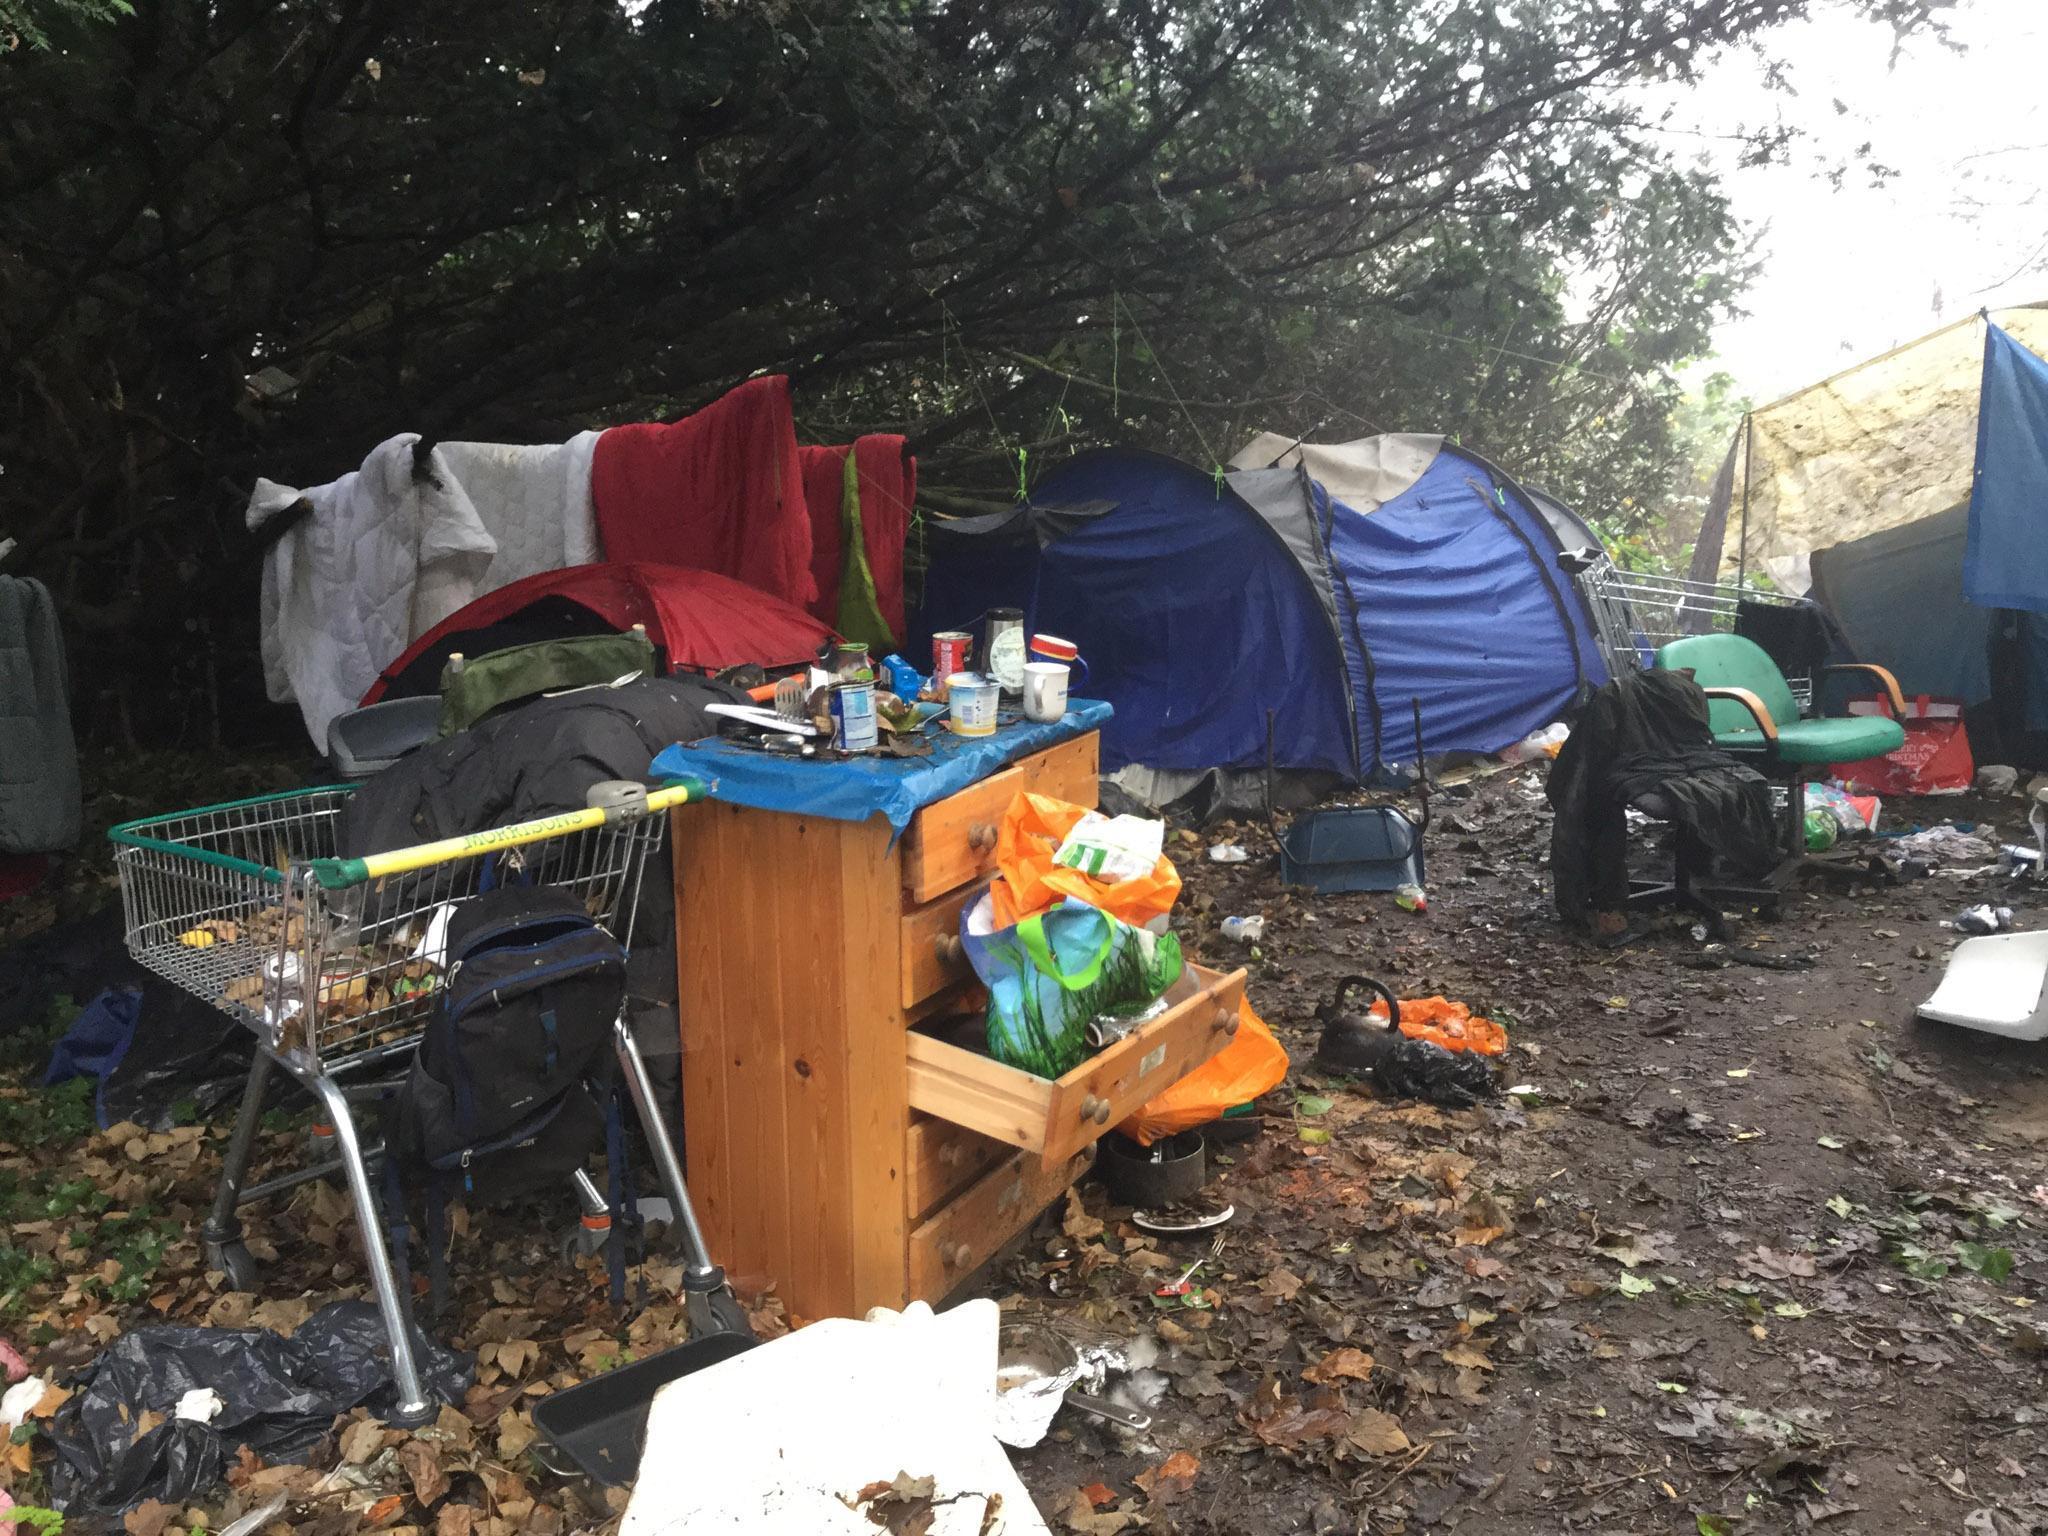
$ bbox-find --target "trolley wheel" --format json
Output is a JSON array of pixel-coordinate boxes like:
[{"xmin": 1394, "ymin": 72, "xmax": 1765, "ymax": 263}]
[{"xmin": 207, "ymin": 1238, "xmax": 262, "ymax": 1292}]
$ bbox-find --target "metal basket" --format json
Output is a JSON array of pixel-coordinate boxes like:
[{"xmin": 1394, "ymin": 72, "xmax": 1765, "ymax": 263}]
[
  {"xmin": 112, "ymin": 786, "xmax": 666, "ymax": 1069},
  {"xmin": 105, "ymin": 777, "xmax": 709, "ymax": 1428},
  {"xmin": 1576, "ymin": 556, "xmax": 1819, "ymax": 707}
]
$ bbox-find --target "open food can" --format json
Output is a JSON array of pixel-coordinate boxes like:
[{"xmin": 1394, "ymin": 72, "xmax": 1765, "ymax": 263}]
[{"xmin": 947, "ymin": 673, "xmax": 998, "ymax": 737}]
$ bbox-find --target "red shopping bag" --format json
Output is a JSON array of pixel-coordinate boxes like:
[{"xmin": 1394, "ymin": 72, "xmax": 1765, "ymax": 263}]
[{"xmin": 1830, "ymin": 695, "xmax": 1974, "ymax": 796}]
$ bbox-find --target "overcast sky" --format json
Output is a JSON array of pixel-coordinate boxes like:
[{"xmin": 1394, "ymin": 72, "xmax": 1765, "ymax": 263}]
[{"xmin": 1665, "ymin": 0, "xmax": 2048, "ymax": 404}]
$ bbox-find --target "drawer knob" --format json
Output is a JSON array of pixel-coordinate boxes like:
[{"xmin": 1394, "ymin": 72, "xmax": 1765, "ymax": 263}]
[
  {"xmin": 937, "ymin": 1140, "xmax": 963, "ymax": 1166},
  {"xmin": 1213, "ymin": 1004, "xmax": 1239, "ymax": 1036},
  {"xmin": 967, "ymin": 822, "xmax": 998, "ymax": 853},
  {"xmin": 1080, "ymin": 1094, "xmax": 1112, "ymax": 1126},
  {"xmin": 934, "ymin": 933, "xmax": 965, "ymax": 965},
  {"xmin": 944, "ymin": 1241, "xmax": 974, "ymax": 1269}
]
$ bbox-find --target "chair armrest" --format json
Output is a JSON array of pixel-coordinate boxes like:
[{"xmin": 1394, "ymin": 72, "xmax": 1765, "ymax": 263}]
[
  {"xmin": 1819, "ymin": 663, "xmax": 1907, "ymax": 716},
  {"xmin": 1702, "ymin": 687, "xmax": 1779, "ymax": 743}
]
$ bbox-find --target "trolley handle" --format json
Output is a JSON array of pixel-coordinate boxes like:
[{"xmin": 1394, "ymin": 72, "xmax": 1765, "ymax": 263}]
[{"xmin": 303, "ymin": 776, "xmax": 712, "ymax": 891}]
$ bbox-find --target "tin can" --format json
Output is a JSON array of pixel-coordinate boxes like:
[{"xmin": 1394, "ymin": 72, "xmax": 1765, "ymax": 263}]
[
  {"xmin": 947, "ymin": 673, "xmax": 998, "ymax": 737},
  {"xmin": 833, "ymin": 642, "xmax": 871, "ymax": 682},
  {"xmin": 829, "ymin": 679, "xmax": 878, "ymax": 752},
  {"xmin": 932, "ymin": 631, "xmax": 972, "ymax": 689}
]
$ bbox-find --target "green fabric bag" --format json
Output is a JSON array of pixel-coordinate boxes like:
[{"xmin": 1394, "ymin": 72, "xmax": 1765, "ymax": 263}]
[
  {"xmin": 437, "ymin": 630, "xmax": 657, "ymax": 737},
  {"xmin": 834, "ymin": 453, "xmax": 897, "ymax": 654}
]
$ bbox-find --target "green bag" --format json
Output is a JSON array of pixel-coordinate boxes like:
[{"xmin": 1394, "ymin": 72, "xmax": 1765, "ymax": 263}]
[
  {"xmin": 437, "ymin": 630, "xmax": 657, "ymax": 737},
  {"xmin": 971, "ymin": 897, "xmax": 1183, "ymax": 1079}
]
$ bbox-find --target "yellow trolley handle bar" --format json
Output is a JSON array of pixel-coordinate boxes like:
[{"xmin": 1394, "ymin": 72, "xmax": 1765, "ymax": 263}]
[{"xmin": 304, "ymin": 776, "xmax": 711, "ymax": 890}]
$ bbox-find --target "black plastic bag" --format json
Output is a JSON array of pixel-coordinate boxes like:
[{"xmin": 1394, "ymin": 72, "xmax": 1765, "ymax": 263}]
[{"xmin": 48, "ymin": 1301, "xmax": 471, "ymax": 1515}]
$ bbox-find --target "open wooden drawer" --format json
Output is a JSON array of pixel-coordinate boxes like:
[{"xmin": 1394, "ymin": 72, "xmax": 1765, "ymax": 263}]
[{"xmin": 905, "ymin": 962, "xmax": 1247, "ymax": 1166}]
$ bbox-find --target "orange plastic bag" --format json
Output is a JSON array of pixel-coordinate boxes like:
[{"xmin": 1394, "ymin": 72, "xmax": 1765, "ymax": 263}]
[
  {"xmin": 983, "ymin": 793, "xmax": 1285, "ymax": 1146},
  {"xmin": 1368, "ymin": 996, "xmax": 1507, "ymax": 1056},
  {"xmin": 1117, "ymin": 998, "xmax": 1289, "ymax": 1146},
  {"xmin": 990, "ymin": 792, "xmax": 1181, "ymax": 929}
]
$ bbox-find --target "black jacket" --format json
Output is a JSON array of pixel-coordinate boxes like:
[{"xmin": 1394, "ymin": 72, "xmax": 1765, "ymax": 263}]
[
  {"xmin": 1546, "ymin": 669, "xmax": 1779, "ymax": 920},
  {"xmin": 338, "ymin": 673, "xmax": 747, "ymax": 1136}
]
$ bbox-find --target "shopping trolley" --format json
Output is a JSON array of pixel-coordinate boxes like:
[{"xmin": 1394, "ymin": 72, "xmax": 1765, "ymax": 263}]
[{"xmin": 109, "ymin": 777, "xmax": 733, "ymax": 1424}]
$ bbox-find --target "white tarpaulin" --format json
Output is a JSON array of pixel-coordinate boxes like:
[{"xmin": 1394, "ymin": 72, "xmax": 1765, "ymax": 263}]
[
  {"xmin": 1709, "ymin": 304, "xmax": 2048, "ymax": 593},
  {"xmin": 1229, "ymin": 431, "xmax": 1444, "ymax": 513}
]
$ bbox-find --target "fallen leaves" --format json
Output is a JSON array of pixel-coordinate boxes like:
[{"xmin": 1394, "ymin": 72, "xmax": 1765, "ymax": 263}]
[
  {"xmin": 1595, "ymin": 1229, "xmax": 1675, "ymax": 1269},
  {"xmin": 1740, "ymin": 1246, "xmax": 1817, "ymax": 1282},
  {"xmin": 1348, "ymin": 1408, "xmax": 1411, "ymax": 1456},
  {"xmin": 341, "ymin": 1417, "xmax": 387, "ymax": 1465},
  {"xmin": 1303, "ymin": 1347, "xmax": 1376, "ymax": 1384},
  {"xmin": 1440, "ymin": 1342, "xmax": 1493, "ymax": 1372},
  {"xmin": 1239, "ymin": 1377, "xmax": 1352, "ymax": 1450},
  {"xmin": 1132, "ymin": 1450, "xmax": 1200, "ymax": 1505},
  {"xmin": 123, "ymin": 1499, "xmax": 176, "ymax": 1536},
  {"xmin": 1259, "ymin": 1267, "xmax": 1304, "ymax": 1300},
  {"xmin": 401, "ymin": 1437, "xmax": 451, "ymax": 1507},
  {"xmin": 1062, "ymin": 1188, "xmax": 1104, "ymax": 1242},
  {"xmin": 1615, "ymin": 1272, "xmax": 1657, "ymax": 1298},
  {"xmin": 496, "ymin": 1408, "xmax": 537, "ymax": 1461},
  {"xmin": 1059, "ymin": 1487, "xmax": 1134, "ymax": 1534}
]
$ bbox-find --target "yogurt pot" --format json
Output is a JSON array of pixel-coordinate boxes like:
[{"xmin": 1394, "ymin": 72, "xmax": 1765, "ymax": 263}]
[{"xmin": 947, "ymin": 673, "xmax": 999, "ymax": 737}]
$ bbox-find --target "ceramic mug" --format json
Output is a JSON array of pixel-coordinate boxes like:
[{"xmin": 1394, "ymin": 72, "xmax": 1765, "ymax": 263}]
[
  {"xmin": 1022, "ymin": 661, "xmax": 1070, "ymax": 723},
  {"xmin": 1028, "ymin": 633, "xmax": 1089, "ymax": 688}
]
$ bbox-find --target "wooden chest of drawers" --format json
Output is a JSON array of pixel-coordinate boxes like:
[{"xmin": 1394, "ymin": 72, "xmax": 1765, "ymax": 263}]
[{"xmin": 671, "ymin": 730, "xmax": 1246, "ymax": 1319}]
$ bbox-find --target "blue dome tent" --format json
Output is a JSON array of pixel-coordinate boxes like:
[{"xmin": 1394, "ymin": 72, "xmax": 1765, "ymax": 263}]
[{"xmin": 912, "ymin": 437, "xmax": 1608, "ymax": 786}]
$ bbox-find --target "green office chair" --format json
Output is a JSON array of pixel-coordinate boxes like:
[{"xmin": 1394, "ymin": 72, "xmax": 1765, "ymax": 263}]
[{"xmin": 1655, "ymin": 634, "xmax": 1906, "ymax": 860}]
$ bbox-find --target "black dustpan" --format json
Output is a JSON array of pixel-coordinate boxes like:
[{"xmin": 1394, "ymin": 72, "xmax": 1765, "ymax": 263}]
[{"xmin": 532, "ymin": 1325, "xmax": 756, "ymax": 1487}]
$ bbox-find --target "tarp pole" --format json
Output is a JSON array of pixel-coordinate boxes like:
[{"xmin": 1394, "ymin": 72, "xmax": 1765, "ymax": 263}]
[{"xmin": 1737, "ymin": 412, "xmax": 1754, "ymax": 589}]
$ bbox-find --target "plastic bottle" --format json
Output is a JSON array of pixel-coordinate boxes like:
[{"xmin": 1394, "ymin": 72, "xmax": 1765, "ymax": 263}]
[
  {"xmin": 1954, "ymin": 905, "xmax": 2014, "ymax": 935},
  {"xmin": 1220, "ymin": 915, "xmax": 1265, "ymax": 943},
  {"xmin": 1803, "ymin": 809, "xmax": 1839, "ymax": 852},
  {"xmin": 1499, "ymin": 722, "xmax": 1569, "ymax": 764},
  {"xmin": 1394, "ymin": 883, "xmax": 1428, "ymax": 913}
]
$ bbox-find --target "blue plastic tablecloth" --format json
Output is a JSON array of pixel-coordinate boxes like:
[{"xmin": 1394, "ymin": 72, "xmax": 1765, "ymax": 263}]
[{"xmin": 650, "ymin": 700, "xmax": 1113, "ymax": 835}]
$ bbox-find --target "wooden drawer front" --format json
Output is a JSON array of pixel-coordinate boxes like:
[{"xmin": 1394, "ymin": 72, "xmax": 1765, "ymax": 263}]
[
  {"xmin": 908, "ymin": 1143, "xmax": 1093, "ymax": 1301},
  {"xmin": 905, "ymin": 1113, "xmax": 1011, "ymax": 1222},
  {"xmin": 905, "ymin": 963, "xmax": 1247, "ymax": 1167},
  {"xmin": 899, "ymin": 733, "xmax": 1099, "ymax": 903},
  {"xmin": 900, "ymin": 884, "xmax": 979, "ymax": 1008}
]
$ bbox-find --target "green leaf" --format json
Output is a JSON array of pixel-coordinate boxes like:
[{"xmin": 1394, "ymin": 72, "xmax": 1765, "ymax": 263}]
[
  {"xmin": 1655, "ymin": 1380, "xmax": 1687, "ymax": 1393},
  {"xmin": 1896, "ymin": 1243, "xmax": 1950, "ymax": 1281},
  {"xmin": 1295, "ymin": 1094, "xmax": 1334, "ymax": 1118},
  {"xmin": 1616, "ymin": 1272, "xmax": 1656, "ymax": 1298},
  {"xmin": 1697, "ymin": 1516, "xmax": 1735, "ymax": 1536},
  {"xmin": 1772, "ymin": 1301, "xmax": 1810, "ymax": 1318},
  {"xmin": 1956, "ymin": 1242, "xmax": 2015, "ymax": 1283},
  {"xmin": 1826, "ymin": 1194, "xmax": 1854, "ymax": 1219},
  {"xmin": 1815, "ymin": 1135, "xmax": 1845, "ymax": 1150},
  {"xmin": 1298, "ymin": 1126, "xmax": 1332, "ymax": 1145}
]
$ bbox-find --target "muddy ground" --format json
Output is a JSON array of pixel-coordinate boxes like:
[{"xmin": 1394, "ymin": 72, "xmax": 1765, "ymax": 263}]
[
  {"xmin": 0, "ymin": 763, "xmax": 2043, "ymax": 1534},
  {"xmin": 1007, "ymin": 770, "xmax": 2048, "ymax": 1536}
]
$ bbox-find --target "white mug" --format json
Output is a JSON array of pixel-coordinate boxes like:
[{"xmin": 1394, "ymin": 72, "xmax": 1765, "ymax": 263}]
[{"xmin": 1022, "ymin": 661, "xmax": 1069, "ymax": 723}]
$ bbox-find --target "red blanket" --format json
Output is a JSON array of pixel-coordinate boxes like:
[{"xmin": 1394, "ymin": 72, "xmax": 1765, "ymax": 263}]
[
  {"xmin": 798, "ymin": 435, "xmax": 915, "ymax": 644},
  {"xmin": 592, "ymin": 376, "xmax": 814, "ymax": 609}
]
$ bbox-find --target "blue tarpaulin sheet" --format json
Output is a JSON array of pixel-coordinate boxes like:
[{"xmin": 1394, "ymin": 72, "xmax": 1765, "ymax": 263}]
[
  {"xmin": 649, "ymin": 700, "xmax": 1113, "ymax": 834},
  {"xmin": 1965, "ymin": 323, "xmax": 2048, "ymax": 613}
]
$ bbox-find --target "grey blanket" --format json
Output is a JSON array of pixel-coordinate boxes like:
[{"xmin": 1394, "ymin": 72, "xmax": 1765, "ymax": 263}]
[{"xmin": 0, "ymin": 576, "xmax": 81, "ymax": 852}]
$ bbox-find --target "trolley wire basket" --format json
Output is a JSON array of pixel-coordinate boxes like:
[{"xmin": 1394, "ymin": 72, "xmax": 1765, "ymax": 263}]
[
  {"xmin": 113, "ymin": 786, "xmax": 669, "ymax": 1071},
  {"xmin": 106, "ymin": 776, "xmax": 711, "ymax": 1426},
  {"xmin": 1575, "ymin": 556, "xmax": 1819, "ymax": 707}
]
